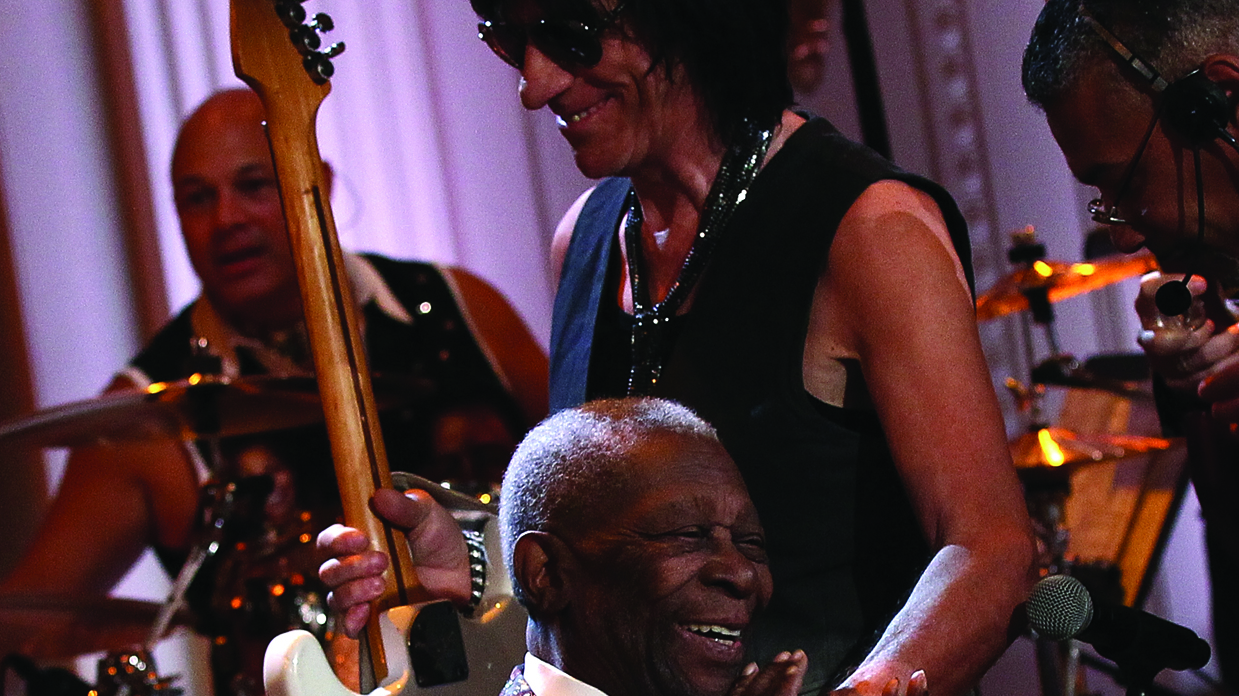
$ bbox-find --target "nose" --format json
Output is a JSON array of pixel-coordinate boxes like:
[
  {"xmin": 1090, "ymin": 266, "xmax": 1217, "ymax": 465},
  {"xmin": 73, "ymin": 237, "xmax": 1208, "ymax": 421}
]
[
  {"xmin": 214, "ymin": 188, "xmax": 248, "ymax": 229},
  {"xmin": 699, "ymin": 528, "xmax": 763, "ymax": 600},
  {"xmin": 519, "ymin": 44, "xmax": 573, "ymax": 111}
]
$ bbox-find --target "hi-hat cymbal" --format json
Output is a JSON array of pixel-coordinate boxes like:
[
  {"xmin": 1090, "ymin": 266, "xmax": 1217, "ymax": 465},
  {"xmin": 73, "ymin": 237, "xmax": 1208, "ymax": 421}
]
[
  {"xmin": 0, "ymin": 595, "xmax": 173, "ymax": 659},
  {"xmin": 0, "ymin": 374, "xmax": 431, "ymax": 449},
  {"xmin": 1010, "ymin": 426, "xmax": 1175, "ymax": 471},
  {"xmin": 1030, "ymin": 355, "xmax": 1153, "ymax": 399},
  {"xmin": 977, "ymin": 252, "xmax": 1158, "ymax": 322}
]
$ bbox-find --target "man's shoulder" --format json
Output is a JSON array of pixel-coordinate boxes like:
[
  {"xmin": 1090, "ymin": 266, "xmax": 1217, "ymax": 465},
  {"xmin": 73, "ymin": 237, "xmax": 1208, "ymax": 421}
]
[
  {"xmin": 358, "ymin": 252, "xmax": 440, "ymax": 276},
  {"xmin": 357, "ymin": 253, "xmax": 447, "ymax": 295}
]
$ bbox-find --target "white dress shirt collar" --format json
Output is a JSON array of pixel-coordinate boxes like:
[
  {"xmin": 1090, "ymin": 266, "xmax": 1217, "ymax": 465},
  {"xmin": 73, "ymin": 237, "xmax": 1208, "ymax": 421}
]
[{"xmin": 523, "ymin": 653, "xmax": 610, "ymax": 696}]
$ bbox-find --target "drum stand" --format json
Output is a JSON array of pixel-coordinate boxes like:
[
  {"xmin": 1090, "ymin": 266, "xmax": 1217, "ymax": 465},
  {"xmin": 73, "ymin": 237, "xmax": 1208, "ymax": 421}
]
[
  {"xmin": 97, "ymin": 343, "xmax": 239, "ymax": 696},
  {"xmin": 1004, "ymin": 239, "xmax": 1095, "ymax": 696}
]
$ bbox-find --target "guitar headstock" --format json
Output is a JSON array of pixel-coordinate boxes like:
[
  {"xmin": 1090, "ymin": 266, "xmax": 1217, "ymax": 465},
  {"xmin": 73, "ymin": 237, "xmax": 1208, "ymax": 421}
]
[{"xmin": 231, "ymin": 0, "xmax": 345, "ymax": 110}]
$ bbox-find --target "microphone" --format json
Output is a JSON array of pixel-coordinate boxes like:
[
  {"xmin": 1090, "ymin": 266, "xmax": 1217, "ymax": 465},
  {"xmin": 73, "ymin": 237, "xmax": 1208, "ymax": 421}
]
[
  {"xmin": 1026, "ymin": 575, "xmax": 1211, "ymax": 672},
  {"xmin": 1156, "ymin": 143, "xmax": 1210, "ymax": 318},
  {"xmin": 1155, "ymin": 274, "xmax": 1195, "ymax": 317}
]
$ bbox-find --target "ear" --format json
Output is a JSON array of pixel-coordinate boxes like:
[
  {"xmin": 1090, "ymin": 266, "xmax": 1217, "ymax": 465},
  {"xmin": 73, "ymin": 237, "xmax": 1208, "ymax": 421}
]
[
  {"xmin": 512, "ymin": 531, "xmax": 575, "ymax": 617},
  {"xmin": 1202, "ymin": 54, "xmax": 1239, "ymax": 100}
]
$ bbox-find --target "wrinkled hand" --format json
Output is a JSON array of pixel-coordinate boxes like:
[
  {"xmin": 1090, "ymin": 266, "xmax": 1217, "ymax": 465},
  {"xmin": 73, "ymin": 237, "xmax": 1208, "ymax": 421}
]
[
  {"xmin": 317, "ymin": 488, "xmax": 472, "ymax": 638},
  {"xmin": 1135, "ymin": 273, "xmax": 1239, "ymax": 424},
  {"xmin": 728, "ymin": 651, "xmax": 807, "ymax": 696},
  {"xmin": 830, "ymin": 669, "xmax": 929, "ymax": 696}
]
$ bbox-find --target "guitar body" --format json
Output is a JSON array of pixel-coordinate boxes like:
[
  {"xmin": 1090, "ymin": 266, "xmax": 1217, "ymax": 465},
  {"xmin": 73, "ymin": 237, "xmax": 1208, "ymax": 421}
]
[
  {"xmin": 265, "ymin": 601, "xmax": 527, "ymax": 696},
  {"xmin": 228, "ymin": 2, "xmax": 524, "ymax": 696}
]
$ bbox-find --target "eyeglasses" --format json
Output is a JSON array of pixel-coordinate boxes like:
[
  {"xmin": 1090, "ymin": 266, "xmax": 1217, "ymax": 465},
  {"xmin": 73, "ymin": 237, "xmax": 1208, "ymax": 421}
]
[
  {"xmin": 477, "ymin": 1, "xmax": 627, "ymax": 70},
  {"xmin": 1087, "ymin": 108, "xmax": 1161, "ymax": 226}
]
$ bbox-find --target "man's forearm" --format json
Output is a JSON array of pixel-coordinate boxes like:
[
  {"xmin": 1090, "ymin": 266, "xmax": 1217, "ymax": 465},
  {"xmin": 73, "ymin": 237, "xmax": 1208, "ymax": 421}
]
[{"xmin": 837, "ymin": 538, "xmax": 1034, "ymax": 696}]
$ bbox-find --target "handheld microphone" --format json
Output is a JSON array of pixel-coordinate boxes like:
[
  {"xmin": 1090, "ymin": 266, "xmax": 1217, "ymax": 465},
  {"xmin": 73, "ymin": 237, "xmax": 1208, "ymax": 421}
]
[
  {"xmin": 1026, "ymin": 575, "xmax": 1211, "ymax": 672},
  {"xmin": 1154, "ymin": 145, "xmax": 1209, "ymax": 318},
  {"xmin": 1155, "ymin": 273, "xmax": 1196, "ymax": 316}
]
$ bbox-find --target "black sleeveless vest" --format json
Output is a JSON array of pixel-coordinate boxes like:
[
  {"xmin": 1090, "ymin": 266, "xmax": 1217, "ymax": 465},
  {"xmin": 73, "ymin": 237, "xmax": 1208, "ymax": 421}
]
[
  {"xmin": 549, "ymin": 118, "xmax": 974, "ymax": 690},
  {"xmin": 130, "ymin": 255, "xmax": 523, "ymax": 696}
]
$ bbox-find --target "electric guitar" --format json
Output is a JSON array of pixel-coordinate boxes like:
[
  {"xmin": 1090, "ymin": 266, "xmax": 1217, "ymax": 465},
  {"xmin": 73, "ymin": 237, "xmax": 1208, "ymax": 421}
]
[{"xmin": 228, "ymin": 2, "xmax": 525, "ymax": 695}]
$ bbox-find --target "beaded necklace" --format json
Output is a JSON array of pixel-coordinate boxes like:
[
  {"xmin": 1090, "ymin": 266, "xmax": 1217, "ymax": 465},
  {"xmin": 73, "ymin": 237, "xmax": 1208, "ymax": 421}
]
[{"xmin": 623, "ymin": 119, "xmax": 774, "ymax": 394}]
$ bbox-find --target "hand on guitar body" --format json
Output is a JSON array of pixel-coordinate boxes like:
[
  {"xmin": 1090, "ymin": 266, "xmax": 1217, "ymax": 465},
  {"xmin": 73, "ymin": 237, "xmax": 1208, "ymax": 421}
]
[{"xmin": 318, "ymin": 489, "xmax": 473, "ymax": 638}]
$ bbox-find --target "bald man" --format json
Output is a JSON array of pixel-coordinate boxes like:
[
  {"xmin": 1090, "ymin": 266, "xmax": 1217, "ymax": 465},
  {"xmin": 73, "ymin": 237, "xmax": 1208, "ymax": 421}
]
[{"xmin": 0, "ymin": 88, "xmax": 547, "ymax": 696}]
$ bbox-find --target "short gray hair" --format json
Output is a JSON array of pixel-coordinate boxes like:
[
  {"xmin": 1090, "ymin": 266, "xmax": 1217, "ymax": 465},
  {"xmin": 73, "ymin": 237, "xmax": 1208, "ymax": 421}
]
[
  {"xmin": 1023, "ymin": 0, "xmax": 1239, "ymax": 108},
  {"xmin": 498, "ymin": 398, "xmax": 718, "ymax": 596}
]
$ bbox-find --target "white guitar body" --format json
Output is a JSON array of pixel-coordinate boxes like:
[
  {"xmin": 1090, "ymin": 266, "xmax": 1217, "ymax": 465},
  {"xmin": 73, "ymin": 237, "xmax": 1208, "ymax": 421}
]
[{"xmin": 265, "ymin": 599, "xmax": 528, "ymax": 696}]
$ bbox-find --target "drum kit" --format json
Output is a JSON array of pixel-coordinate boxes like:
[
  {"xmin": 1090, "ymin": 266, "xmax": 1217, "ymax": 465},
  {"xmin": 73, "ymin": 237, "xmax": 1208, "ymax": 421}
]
[
  {"xmin": 0, "ymin": 373, "xmax": 450, "ymax": 696},
  {"xmin": 976, "ymin": 229, "xmax": 1178, "ymax": 568},
  {"xmin": 978, "ymin": 229, "xmax": 1204, "ymax": 696}
]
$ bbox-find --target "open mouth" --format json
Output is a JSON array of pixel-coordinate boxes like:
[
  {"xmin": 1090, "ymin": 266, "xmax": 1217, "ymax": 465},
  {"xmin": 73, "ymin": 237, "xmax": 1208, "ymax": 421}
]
[
  {"xmin": 681, "ymin": 623, "xmax": 742, "ymax": 645},
  {"xmin": 216, "ymin": 244, "xmax": 267, "ymax": 271},
  {"xmin": 555, "ymin": 96, "xmax": 612, "ymax": 130}
]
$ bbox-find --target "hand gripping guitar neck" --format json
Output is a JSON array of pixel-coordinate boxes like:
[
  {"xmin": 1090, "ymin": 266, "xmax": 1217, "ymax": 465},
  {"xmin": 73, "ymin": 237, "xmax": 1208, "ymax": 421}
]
[{"xmin": 229, "ymin": 3, "xmax": 523, "ymax": 696}]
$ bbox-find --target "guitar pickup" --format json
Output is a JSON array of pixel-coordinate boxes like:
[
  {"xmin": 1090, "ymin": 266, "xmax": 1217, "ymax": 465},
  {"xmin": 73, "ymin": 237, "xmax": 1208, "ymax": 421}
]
[{"xmin": 407, "ymin": 601, "xmax": 470, "ymax": 687}]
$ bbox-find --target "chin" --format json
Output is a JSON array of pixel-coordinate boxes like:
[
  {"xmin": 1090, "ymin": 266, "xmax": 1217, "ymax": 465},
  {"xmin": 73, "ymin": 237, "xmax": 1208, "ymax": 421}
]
[
  {"xmin": 680, "ymin": 673, "xmax": 735, "ymax": 696},
  {"xmin": 571, "ymin": 151, "xmax": 623, "ymax": 180}
]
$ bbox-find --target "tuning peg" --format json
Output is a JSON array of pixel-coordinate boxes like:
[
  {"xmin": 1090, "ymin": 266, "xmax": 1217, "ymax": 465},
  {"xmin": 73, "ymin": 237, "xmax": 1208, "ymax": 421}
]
[
  {"xmin": 322, "ymin": 42, "xmax": 345, "ymax": 58},
  {"xmin": 290, "ymin": 24, "xmax": 322, "ymax": 53},
  {"xmin": 275, "ymin": 1, "xmax": 307, "ymax": 28},
  {"xmin": 304, "ymin": 53, "xmax": 335, "ymax": 84},
  {"xmin": 308, "ymin": 13, "xmax": 334, "ymax": 32}
]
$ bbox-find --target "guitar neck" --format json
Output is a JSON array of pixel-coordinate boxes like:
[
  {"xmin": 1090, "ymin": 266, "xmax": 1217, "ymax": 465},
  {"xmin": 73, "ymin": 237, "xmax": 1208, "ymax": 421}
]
[
  {"xmin": 230, "ymin": 0, "xmax": 424, "ymax": 684},
  {"xmin": 267, "ymin": 106, "xmax": 420, "ymax": 607}
]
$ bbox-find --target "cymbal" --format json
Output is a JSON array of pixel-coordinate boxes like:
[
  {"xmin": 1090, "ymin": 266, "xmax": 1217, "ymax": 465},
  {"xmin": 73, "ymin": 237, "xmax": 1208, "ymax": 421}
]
[
  {"xmin": 1030, "ymin": 355, "xmax": 1152, "ymax": 399},
  {"xmin": 976, "ymin": 252, "xmax": 1158, "ymax": 322},
  {"xmin": 0, "ymin": 595, "xmax": 169, "ymax": 659},
  {"xmin": 0, "ymin": 374, "xmax": 430, "ymax": 449},
  {"xmin": 1010, "ymin": 426, "xmax": 1175, "ymax": 471}
]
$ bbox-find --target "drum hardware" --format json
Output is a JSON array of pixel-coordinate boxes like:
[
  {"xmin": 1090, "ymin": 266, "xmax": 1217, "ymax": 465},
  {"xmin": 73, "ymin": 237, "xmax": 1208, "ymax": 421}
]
[
  {"xmin": 987, "ymin": 229, "xmax": 1175, "ymax": 696},
  {"xmin": 0, "ymin": 374, "xmax": 433, "ymax": 451},
  {"xmin": 1030, "ymin": 355, "xmax": 1154, "ymax": 401},
  {"xmin": 147, "ymin": 478, "xmax": 255, "ymax": 647},
  {"xmin": 93, "ymin": 650, "xmax": 180, "ymax": 696},
  {"xmin": 0, "ymin": 596, "xmax": 173, "ymax": 661},
  {"xmin": 975, "ymin": 227, "xmax": 1157, "ymax": 323}
]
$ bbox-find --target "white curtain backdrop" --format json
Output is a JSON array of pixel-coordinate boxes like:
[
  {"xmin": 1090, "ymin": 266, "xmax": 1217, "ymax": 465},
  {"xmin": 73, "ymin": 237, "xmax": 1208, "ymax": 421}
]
[{"xmin": 120, "ymin": 0, "xmax": 596, "ymax": 348}]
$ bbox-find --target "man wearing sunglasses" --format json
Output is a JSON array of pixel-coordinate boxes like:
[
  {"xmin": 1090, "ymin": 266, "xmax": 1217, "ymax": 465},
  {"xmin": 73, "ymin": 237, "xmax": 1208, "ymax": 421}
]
[
  {"xmin": 1023, "ymin": 0, "xmax": 1239, "ymax": 688},
  {"xmin": 323, "ymin": 1, "xmax": 1035, "ymax": 695}
]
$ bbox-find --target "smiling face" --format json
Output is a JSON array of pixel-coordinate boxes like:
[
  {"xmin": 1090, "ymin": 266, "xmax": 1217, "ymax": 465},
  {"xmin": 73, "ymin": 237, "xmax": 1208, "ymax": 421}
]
[
  {"xmin": 492, "ymin": 0, "xmax": 711, "ymax": 179},
  {"xmin": 171, "ymin": 90, "xmax": 302, "ymax": 330},
  {"xmin": 555, "ymin": 433, "xmax": 771, "ymax": 696},
  {"xmin": 1045, "ymin": 65, "xmax": 1239, "ymax": 275}
]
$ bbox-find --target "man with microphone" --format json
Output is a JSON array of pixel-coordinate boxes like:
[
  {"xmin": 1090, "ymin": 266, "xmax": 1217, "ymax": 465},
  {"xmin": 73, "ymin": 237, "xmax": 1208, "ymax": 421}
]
[{"xmin": 1022, "ymin": 0, "xmax": 1239, "ymax": 687}]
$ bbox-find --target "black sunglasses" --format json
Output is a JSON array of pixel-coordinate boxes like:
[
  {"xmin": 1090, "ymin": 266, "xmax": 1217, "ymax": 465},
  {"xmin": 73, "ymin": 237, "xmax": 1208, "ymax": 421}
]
[{"xmin": 477, "ymin": 1, "xmax": 627, "ymax": 70}]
